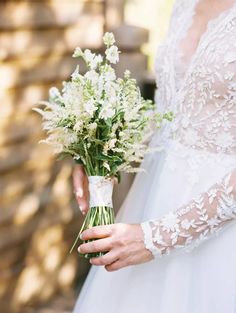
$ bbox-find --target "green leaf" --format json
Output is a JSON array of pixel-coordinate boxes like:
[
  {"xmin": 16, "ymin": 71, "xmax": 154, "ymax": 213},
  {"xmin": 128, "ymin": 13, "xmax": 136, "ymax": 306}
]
[{"xmin": 94, "ymin": 154, "xmax": 123, "ymax": 163}]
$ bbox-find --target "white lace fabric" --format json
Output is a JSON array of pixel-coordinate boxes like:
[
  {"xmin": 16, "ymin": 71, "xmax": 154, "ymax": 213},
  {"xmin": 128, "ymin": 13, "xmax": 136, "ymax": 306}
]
[
  {"xmin": 142, "ymin": 0, "xmax": 236, "ymax": 259},
  {"xmin": 141, "ymin": 169, "xmax": 236, "ymax": 258}
]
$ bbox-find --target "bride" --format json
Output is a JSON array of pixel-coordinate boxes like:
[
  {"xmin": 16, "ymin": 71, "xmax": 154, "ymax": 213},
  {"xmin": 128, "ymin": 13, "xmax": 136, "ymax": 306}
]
[{"xmin": 72, "ymin": 0, "xmax": 236, "ymax": 312}]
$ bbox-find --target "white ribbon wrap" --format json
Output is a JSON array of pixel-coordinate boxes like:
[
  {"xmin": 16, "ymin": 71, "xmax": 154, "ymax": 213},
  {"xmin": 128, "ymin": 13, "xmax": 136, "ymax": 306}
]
[{"xmin": 88, "ymin": 176, "xmax": 114, "ymax": 208}]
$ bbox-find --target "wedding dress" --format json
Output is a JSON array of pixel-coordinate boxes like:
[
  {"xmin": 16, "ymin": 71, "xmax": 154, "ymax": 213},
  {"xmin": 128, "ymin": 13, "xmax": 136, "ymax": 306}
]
[{"xmin": 73, "ymin": 1, "xmax": 236, "ymax": 312}]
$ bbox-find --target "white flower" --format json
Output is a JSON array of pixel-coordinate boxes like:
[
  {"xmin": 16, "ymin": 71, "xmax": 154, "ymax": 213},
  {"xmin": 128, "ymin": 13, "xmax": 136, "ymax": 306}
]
[
  {"xmin": 103, "ymin": 162, "xmax": 110, "ymax": 171},
  {"xmin": 83, "ymin": 50, "xmax": 103, "ymax": 70},
  {"xmin": 72, "ymin": 47, "xmax": 83, "ymax": 58},
  {"xmin": 71, "ymin": 65, "xmax": 80, "ymax": 81},
  {"xmin": 124, "ymin": 70, "xmax": 131, "ymax": 79},
  {"xmin": 215, "ymin": 132, "xmax": 234, "ymax": 149},
  {"xmin": 84, "ymin": 100, "xmax": 97, "ymax": 116},
  {"xmin": 90, "ymin": 55, "xmax": 103, "ymax": 70},
  {"xmin": 108, "ymin": 138, "xmax": 117, "ymax": 149},
  {"xmin": 103, "ymin": 32, "xmax": 115, "ymax": 46},
  {"xmin": 42, "ymin": 132, "xmax": 64, "ymax": 153},
  {"xmin": 105, "ymin": 46, "xmax": 119, "ymax": 64},
  {"xmin": 93, "ymin": 77, "xmax": 104, "ymax": 99},
  {"xmin": 53, "ymin": 143, "xmax": 64, "ymax": 154},
  {"xmin": 104, "ymin": 67, "xmax": 116, "ymax": 81},
  {"xmin": 160, "ymin": 212, "xmax": 180, "ymax": 232},
  {"xmin": 88, "ymin": 122, "xmax": 97, "ymax": 131},
  {"xmin": 61, "ymin": 130, "xmax": 77, "ymax": 147},
  {"xmin": 99, "ymin": 105, "xmax": 115, "ymax": 120},
  {"xmin": 49, "ymin": 87, "xmax": 61, "ymax": 100},
  {"xmin": 74, "ymin": 120, "xmax": 83, "ymax": 132},
  {"xmin": 104, "ymin": 83, "xmax": 117, "ymax": 104},
  {"xmin": 85, "ymin": 70, "xmax": 99, "ymax": 85},
  {"xmin": 84, "ymin": 49, "xmax": 95, "ymax": 63},
  {"xmin": 62, "ymin": 82, "xmax": 83, "ymax": 112},
  {"xmin": 124, "ymin": 109, "xmax": 137, "ymax": 122}
]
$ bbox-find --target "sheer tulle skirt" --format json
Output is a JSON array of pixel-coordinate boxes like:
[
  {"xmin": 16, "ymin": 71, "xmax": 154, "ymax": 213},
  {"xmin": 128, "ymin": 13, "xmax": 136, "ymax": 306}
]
[{"xmin": 73, "ymin": 140, "xmax": 236, "ymax": 313}]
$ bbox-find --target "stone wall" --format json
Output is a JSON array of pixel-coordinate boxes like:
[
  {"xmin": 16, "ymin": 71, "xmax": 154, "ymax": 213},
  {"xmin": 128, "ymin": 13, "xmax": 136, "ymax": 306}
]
[{"xmin": 0, "ymin": 1, "xmax": 148, "ymax": 312}]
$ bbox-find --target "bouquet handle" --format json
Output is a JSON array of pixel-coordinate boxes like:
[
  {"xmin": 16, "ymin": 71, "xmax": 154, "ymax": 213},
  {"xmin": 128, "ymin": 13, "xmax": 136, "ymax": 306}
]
[{"xmin": 70, "ymin": 176, "xmax": 115, "ymax": 258}]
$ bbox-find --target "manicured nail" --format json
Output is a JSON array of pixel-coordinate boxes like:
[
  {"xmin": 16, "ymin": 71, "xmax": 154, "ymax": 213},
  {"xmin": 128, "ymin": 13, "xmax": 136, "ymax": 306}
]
[
  {"xmin": 76, "ymin": 187, "xmax": 83, "ymax": 198},
  {"xmin": 80, "ymin": 207, "xmax": 86, "ymax": 215}
]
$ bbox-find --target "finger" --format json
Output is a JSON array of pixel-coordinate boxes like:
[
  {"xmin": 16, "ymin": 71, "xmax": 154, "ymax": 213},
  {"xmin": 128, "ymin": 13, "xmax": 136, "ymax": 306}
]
[
  {"xmin": 73, "ymin": 166, "xmax": 89, "ymax": 213},
  {"xmin": 80, "ymin": 225, "xmax": 113, "ymax": 240},
  {"xmin": 79, "ymin": 198, "xmax": 89, "ymax": 215},
  {"xmin": 111, "ymin": 176, "xmax": 118, "ymax": 185},
  {"xmin": 79, "ymin": 178, "xmax": 89, "ymax": 214},
  {"xmin": 90, "ymin": 250, "xmax": 120, "ymax": 266},
  {"xmin": 78, "ymin": 238, "xmax": 112, "ymax": 254},
  {"xmin": 105, "ymin": 260, "xmax": 127, "ymax": 272},
  {"xmin": 73, "ymin": 165, "xmax": 85, "ymax": 198}
]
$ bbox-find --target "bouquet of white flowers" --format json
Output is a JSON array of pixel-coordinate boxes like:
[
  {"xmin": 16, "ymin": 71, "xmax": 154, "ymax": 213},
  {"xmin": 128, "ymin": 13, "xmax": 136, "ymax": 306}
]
[{"xmin": 34, "ymin": 32, "xmax": 173, "ymax": 259}]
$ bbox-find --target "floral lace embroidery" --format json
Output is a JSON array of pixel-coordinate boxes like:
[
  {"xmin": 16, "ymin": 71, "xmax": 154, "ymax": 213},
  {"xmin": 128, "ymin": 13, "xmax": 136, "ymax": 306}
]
[{"xmin": 141, "ymin": 169, "xmax": 236, "ymax": 258}]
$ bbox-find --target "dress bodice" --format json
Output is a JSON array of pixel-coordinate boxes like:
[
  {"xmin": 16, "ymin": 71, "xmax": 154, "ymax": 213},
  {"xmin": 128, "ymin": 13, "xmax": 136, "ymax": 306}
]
[{"xmin": 154, "ymin": 0, "xmax": 236, "ymax": 155}]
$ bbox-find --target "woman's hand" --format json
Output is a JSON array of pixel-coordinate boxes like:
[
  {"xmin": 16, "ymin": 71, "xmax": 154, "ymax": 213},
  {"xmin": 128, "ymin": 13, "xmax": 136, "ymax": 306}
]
[
  {"xmin": 78, "ymin": 223, "xmax": 154, "ymax": 271},
  {"xmin": 73, "ymin": 165, "xmax": 89, "ymax": 215}
]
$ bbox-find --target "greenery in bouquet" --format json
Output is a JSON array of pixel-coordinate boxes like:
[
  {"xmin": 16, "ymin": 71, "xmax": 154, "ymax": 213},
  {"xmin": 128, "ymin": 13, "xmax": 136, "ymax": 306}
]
[{"xmin": 34, "ymin": 32, "xmax": 173, "ymax": 258}]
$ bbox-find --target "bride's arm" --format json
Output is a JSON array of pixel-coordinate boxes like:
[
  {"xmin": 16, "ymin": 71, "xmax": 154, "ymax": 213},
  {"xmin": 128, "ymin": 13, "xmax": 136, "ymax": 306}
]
[{"xmin": 141, "ymin": 168, "xmax": 236, "ymax": 258}]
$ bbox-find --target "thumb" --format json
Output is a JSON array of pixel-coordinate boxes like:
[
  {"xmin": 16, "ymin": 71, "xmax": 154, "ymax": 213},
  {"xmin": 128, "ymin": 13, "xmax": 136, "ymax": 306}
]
[{"xmin": 73, "ymin": 165, "xmax": 85, "ymax": 198}]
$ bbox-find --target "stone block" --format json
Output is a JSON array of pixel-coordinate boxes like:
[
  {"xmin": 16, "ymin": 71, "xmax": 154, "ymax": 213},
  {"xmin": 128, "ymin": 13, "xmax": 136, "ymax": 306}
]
[
  {"xmin": 0, "ymin": 82, "xmax": 62, "ymax": 119},
  {"xmin": 0, "ymin": 0, "xmax": 104, "ymax": 30},
  {"xmin": 113, "ymin": 24, "xmax": 149, "ymax": 50},
  {"xmin": 114, "ymin": 52, "xmax": 148, "ymax": 84},
  {"xmin": 0, "ymin": 55, "xmax": 87, "ymax": 89},
  {"xmin": 0, "ymin": 20, "xmax": 103, "ymax": 60}
]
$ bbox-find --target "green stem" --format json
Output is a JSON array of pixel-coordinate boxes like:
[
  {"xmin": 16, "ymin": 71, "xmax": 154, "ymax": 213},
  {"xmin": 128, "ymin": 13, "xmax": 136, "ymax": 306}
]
[{"xmin": 70, "ymin": 206, "xmax": 115, "ymax": 258}]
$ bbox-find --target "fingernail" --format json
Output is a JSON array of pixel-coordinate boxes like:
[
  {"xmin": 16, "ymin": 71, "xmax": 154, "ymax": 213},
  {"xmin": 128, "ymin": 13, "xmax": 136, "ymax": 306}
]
[
  {"xmin": 80, "ymin": 207, "xmax": 86, "ymax": 215},
  {"xmin": 79, "ymin": 233, "xmax": 83, "ymax": 240},
  {"xmin": 78, "ymin": 245, "xmax": 81, "ymax": 252},
  {"xmin": 76, "ymin": 187, "xmax": 83, "ymax": 198}
]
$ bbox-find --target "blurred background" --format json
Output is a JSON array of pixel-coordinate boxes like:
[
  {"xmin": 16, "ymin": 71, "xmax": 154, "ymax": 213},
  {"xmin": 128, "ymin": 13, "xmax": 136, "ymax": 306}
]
[{"xmin": 0, "ymin": 0, "xmax": 174, "ymax": 312}]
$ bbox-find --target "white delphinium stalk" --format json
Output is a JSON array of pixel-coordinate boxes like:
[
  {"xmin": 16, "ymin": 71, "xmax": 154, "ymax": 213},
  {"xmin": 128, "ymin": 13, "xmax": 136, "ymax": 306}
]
[
  {"xmin": 105, "ymin": 46, "xmax": 120, "ymax": 64},
  {"xmin": 103, "ymin": 32, "xmax": 116, "ymax": 46}
]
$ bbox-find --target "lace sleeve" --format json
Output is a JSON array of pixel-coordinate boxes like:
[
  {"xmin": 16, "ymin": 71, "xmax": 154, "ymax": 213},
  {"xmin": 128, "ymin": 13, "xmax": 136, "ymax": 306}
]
[{"xmin": 141, "ymin": 168, "xmax": 236, "ymax": 258}]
